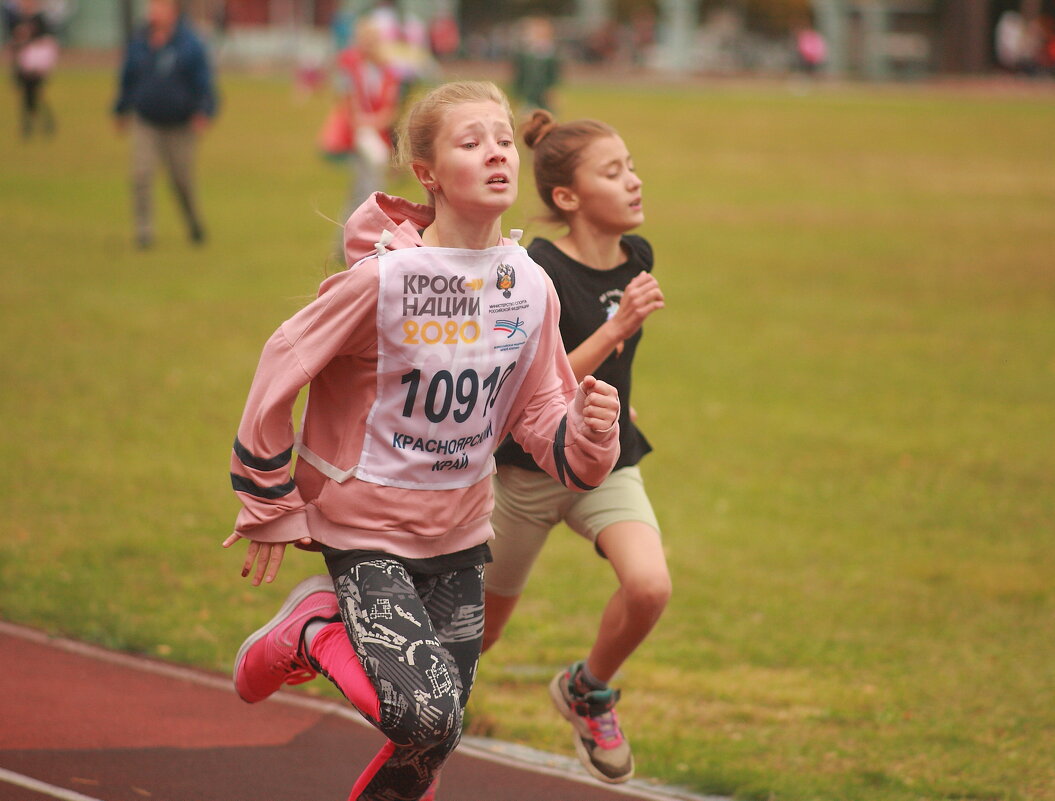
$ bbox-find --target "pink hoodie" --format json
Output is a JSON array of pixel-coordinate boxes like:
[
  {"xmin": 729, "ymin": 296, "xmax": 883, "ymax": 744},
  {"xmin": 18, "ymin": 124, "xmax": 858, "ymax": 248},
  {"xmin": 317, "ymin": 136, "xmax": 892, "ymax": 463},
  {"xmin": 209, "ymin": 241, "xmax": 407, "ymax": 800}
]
[{"xmin": 229, "ymin": 193, "xmax": 619, "ymax": 558}]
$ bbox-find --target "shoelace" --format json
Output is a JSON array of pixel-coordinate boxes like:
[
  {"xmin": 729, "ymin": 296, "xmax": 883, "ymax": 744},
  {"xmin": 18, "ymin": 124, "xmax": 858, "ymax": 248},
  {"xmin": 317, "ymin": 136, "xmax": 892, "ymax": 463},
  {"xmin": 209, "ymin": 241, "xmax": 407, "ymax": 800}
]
[
  {"xmin": 267, "ymin": 651, "xmax": 316, "ymax": 686},
  {"xmin": 571, "ymin": 687, "xmax": 625, "ymax": 749},
  {"xmin": 586, "ymin": 709, "xmax": 625, "ymax": 748}
]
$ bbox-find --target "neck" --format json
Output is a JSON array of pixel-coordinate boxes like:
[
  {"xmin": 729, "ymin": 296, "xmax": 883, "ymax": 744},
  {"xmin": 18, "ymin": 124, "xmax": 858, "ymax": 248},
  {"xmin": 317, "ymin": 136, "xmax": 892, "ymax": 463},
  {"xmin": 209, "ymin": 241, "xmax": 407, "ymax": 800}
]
[
  {"xmin": 421, "ymin": 209, "xmax": 503, "ymax": 250},
  {"xmin": 556, "ymin": 223, "xmax": 624, "ymax": 270}
]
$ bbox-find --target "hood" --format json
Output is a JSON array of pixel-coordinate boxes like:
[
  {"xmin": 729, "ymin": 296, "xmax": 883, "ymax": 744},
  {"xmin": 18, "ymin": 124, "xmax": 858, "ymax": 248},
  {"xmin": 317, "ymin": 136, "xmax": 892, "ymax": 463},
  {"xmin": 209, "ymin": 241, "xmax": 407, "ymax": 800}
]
[{"xmin": 343, "ymin": 192, "xmax": 435, "ymax": 267}]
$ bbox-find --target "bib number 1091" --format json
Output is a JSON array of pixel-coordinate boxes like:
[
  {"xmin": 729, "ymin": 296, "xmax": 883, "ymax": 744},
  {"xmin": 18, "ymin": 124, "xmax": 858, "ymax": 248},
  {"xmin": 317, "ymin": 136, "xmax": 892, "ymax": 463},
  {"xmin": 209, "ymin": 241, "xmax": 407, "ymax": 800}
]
[{"xmin": 401, "ymin": 362, "xmax": 518, "ymax": 424}]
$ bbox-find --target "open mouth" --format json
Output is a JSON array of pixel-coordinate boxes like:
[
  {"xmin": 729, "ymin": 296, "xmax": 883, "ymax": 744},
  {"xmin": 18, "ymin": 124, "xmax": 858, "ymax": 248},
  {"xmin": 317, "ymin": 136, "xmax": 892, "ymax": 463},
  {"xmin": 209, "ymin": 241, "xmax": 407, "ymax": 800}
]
[{"xmin": 487, "ymin": 176, "xmax": 509, "ymax": 185}]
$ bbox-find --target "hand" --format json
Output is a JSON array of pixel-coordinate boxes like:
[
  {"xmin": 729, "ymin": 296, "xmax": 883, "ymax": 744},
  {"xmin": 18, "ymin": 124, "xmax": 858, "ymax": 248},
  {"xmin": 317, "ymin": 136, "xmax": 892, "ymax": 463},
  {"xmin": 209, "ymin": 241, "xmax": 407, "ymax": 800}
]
[
  {"xmin": 222, "ymin": 532, "xmax": 313, "ymax": 586},
  {"xmin": 114, "ymin": 115, "xmax": 129, "ymax": 135},
  {"xmin": 610, "ymin": 272, "xmax": 664, "ymax": 341},
  {"xmin": 578, "ymin": 375, "xmax": 620, "ymax": 438},
  {"xmin": 191, "ymin": 113, "xmax": 210, "ymax": 135}
]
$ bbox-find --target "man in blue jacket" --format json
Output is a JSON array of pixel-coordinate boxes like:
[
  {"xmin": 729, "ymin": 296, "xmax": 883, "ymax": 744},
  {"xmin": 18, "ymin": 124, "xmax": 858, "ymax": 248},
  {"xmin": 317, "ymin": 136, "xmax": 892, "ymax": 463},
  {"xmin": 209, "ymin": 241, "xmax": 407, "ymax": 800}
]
[{"xmin": 113, "ymin": 0, "xmax": 217, "ymax": 249}]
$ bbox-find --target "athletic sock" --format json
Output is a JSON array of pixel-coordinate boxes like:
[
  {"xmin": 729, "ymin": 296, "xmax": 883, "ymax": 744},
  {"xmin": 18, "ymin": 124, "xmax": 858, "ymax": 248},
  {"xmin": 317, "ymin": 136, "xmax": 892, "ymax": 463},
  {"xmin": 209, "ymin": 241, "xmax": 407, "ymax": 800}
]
[
  {"xmin": 303, "ymin": 619, "xmax": 328, "ymax": 650},
  {"xmin": 576, "ymin": 661, "xmax": 609, "ymax": 694}
]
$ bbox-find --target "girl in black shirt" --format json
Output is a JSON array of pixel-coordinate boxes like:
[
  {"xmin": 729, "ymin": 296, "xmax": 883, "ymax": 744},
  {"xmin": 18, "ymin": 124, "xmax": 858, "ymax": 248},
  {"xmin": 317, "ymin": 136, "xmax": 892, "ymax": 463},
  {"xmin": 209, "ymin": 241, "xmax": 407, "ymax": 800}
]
[{"xmin": 483, "ymin": 110, "xmax": 671, "ymax": 784}]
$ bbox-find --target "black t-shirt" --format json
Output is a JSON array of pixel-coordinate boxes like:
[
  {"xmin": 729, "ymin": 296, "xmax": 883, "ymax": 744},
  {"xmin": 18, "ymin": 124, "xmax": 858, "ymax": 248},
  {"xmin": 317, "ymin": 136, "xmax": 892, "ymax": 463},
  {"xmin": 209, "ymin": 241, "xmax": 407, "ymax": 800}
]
[{"xmin": 495, "ymin": 235, "xmax": 653, "ymax": 472}]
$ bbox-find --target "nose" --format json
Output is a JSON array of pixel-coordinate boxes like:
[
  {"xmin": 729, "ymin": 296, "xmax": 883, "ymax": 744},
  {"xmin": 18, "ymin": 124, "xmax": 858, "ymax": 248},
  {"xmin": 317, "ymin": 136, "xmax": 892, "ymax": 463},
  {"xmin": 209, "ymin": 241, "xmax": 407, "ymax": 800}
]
[{"xmin": 486, "ymin": 138, "xmax": 509, "ymax": 164}]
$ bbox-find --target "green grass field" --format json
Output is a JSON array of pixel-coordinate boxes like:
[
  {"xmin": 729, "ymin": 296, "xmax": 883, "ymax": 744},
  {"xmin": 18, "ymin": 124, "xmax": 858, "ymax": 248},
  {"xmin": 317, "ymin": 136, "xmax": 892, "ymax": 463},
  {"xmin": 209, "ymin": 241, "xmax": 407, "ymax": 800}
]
[{"xmin": 1, "ymin": 65, "xmax": 1053, "ymax": 801}]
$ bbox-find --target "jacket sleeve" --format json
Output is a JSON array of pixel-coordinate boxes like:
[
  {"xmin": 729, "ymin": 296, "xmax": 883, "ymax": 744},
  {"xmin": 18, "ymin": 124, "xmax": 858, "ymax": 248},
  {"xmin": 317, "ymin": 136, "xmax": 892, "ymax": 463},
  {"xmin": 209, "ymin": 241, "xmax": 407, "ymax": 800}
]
[
  {"xmin": 187, "ymin": 36, "xmax": 217, "ymax": 118},
  {"xmin": 229, "ymin": 265, "xmax": 378, "ymax": 542},
  {"xmin": 112, "ymin": 41, "xmax": 138, "ymax": 116},
  {"xmin": 503, "ymin": 279, "xmax": 619, "ymax": 491}
]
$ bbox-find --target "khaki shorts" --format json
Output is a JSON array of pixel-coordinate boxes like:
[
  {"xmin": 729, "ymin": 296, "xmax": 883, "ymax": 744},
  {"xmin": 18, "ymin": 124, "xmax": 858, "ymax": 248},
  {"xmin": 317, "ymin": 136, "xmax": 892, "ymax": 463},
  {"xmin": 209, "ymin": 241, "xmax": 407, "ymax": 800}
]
[{"xmin": 486, "ymin": 464, "xmax": 660, "ymax": 597}]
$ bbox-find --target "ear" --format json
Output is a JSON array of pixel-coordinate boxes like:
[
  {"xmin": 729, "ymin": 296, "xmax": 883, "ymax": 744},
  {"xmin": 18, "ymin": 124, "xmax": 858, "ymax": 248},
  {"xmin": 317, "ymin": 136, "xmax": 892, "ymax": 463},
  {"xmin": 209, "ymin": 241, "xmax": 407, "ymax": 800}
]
[
  {"xmin": 411, "ymin": 162, "xmax": 436, "ymax": 192},
  {"xmin": 552, "ymin": 186, "xmax": 579, "ymax": 213}
]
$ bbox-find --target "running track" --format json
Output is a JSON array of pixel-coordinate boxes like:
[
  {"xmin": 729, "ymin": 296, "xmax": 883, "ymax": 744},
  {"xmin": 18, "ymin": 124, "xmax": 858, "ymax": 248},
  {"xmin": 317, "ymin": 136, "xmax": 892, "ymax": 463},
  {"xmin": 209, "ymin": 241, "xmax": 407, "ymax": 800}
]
[{"xmin": 0, "ymin": 621, "xmax": 717, "ymax": 801}]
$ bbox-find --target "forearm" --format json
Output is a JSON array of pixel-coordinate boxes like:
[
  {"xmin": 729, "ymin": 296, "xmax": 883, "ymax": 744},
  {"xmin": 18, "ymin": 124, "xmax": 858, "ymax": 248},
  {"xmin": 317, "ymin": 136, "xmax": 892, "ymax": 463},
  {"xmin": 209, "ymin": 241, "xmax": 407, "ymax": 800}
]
[{"xmin": 566, "ymin": 319, "xmax": 624, "ymax": 382}]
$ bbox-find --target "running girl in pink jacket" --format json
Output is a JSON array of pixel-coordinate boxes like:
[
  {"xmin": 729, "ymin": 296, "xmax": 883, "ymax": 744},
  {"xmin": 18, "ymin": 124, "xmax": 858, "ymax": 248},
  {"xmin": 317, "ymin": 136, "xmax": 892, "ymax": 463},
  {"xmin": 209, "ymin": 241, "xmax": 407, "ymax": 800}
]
[{"xmin": 223, "ymin": 81, "xmax": 620, "ymax": 801}]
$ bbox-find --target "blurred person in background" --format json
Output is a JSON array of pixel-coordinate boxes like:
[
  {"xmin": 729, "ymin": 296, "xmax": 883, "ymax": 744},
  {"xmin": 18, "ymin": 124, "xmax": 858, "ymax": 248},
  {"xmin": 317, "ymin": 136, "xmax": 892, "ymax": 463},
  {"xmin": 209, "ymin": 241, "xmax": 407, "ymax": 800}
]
[
  {"xmin": 3, "ymin": 0, "xmax": 58, "ymax": 138},
  {"xmin": 794, "ymin": 22, "xmax": 826, "ymax": 75},
  {"xmin": 510, "ymin": 16, "xmax": 561, "ymax": 113},
  {"xmin": 333, "ymin": 17, "xmax": 401, "ymax": 245},
  {"xmin": 428, "ymin": 8, "xmax": 460, "ymax": 62},
  {"xmin": 112, "ymin": 0, "xmax": 217, "ymax": 250}
]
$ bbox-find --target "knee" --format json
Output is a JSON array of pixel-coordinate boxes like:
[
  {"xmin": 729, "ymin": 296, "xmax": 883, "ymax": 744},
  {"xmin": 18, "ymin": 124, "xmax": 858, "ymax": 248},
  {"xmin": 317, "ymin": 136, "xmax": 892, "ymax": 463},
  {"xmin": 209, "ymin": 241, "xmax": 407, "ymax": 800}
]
[
  {"xmin": 625, "ymin": 571, "xmax": 672, "ymax": 620},
  {"xmin": 387, "ymin": 697, "xmax": 462, "ymax": 754}
]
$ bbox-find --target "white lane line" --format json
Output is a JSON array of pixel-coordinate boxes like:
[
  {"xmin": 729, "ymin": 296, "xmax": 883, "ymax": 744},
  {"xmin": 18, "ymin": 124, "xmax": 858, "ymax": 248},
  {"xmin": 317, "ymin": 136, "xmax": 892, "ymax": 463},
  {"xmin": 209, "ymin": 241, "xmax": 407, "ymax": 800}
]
[{"xmin": 0, "ymin": 767, "xmax": 105, "ymax": 801}]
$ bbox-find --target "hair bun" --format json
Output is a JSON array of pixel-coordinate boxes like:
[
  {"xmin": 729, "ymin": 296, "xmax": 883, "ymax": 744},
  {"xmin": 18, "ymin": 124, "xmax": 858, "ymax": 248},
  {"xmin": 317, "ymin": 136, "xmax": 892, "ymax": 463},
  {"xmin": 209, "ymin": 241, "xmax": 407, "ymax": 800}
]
[{"xmin": 522, "ymin": 109, "xmax": 557, "ymax": 149}]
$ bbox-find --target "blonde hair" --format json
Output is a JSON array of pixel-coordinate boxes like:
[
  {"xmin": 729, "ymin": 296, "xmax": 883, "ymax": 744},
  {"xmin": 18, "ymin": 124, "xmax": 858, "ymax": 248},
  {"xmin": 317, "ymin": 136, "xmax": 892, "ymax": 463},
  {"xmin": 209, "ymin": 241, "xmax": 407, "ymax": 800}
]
[
  {"xmin": 521, "ymin": 109, "xmax": 618, "ymax": 223},
  {"xmin": 396, "ymin": 81, "xmax": 515, "ymax": 172}
]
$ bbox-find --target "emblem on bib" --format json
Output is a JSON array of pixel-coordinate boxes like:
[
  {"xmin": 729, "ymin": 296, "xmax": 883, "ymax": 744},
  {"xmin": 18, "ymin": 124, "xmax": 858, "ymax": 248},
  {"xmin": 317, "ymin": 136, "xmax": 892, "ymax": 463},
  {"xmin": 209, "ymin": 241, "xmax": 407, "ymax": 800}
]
[{"xmin": 496, "ymin": 264, "xmax": 516, "ymax": 298}]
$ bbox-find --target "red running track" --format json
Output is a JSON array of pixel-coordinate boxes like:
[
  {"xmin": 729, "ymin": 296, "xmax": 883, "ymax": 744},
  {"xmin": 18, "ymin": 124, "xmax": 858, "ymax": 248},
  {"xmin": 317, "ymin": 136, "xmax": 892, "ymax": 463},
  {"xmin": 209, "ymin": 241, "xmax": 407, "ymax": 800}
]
[{"xmin": 0, "ymin": 621, "xmax": 712, "ymax": 801}]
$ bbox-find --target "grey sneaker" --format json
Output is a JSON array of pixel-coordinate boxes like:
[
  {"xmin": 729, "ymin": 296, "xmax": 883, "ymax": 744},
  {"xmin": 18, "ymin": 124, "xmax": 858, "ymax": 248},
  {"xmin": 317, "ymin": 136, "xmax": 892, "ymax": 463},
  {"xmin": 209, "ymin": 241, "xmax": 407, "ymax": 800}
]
[{"xmin": 549, "ymin": 661, "xmax": 634, "ymax": 783}]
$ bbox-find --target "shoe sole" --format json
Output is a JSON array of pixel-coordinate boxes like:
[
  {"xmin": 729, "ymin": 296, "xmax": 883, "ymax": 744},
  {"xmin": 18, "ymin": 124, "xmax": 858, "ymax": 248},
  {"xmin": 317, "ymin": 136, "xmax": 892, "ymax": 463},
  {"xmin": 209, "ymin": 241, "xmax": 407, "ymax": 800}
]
[
  {"xmin": 232, "ymin": 574, "xmax": 336, "ymax": 703},
  {"xmin": 548, "ymin": 671, "xmax": 634, "ymax": 784}
]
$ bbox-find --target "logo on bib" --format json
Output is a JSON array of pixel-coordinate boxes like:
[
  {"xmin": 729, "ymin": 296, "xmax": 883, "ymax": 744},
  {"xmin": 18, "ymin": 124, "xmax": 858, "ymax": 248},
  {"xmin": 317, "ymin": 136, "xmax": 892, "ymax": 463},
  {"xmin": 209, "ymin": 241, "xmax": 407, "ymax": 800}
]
[
  {"xmin": 496, "ymin": 264, "xmax": 516, "ymax": 298},
  {"xmin": 494, "ymin": 317, "xmax": 527, "ymax": 339}
]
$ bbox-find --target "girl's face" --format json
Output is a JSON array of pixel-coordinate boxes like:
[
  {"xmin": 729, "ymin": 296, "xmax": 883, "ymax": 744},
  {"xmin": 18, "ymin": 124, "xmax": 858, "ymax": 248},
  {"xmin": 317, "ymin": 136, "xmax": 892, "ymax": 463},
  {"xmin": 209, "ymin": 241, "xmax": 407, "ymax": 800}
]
[
  {"xmin": 423, "ymin": 101, "xmax": 519, "ymax": 220},
  {"xmin": 566, "ymin": 134, "xmax": 643, "ymax": 234}
]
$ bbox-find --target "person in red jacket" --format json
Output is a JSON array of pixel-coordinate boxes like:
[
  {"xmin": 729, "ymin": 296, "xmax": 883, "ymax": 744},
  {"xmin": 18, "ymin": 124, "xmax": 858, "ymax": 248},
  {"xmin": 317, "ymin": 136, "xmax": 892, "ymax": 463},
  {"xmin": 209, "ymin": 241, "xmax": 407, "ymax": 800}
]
[
  {"xmin": 335, "ymin": 18, "xmax": 402, "ymax": 224},
  {"xmin": 223, "ymin": 81, "xmax": 620, "ymax": 801}
]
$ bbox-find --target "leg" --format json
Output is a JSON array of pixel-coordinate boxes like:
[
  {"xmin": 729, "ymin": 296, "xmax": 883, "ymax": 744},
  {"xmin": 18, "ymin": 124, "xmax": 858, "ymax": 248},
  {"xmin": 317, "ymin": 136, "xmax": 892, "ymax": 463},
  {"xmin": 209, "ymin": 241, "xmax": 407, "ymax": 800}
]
[
  {"xmin": 350, "ymin": 150, "xmax": 383, "ymax": 212},
  {"xmin": 317, "ymin": 560, "xmax": 482, "ymax": 801},
  {"xmin": 159, "ymin": 123, "xmax": 205, "ymax": 243},
  {"xmin": 418, "ymin": 565, "xmax": 486, "ymax": 711},
  {"xmin": 482, "ymin": 465, "xmax": 567, "ymax": 653},
  {"xmin": 551, "ymin": 466, "xmax": 669, "ymax": 783},
  {"xmin": 335, "ymin": 152, "xmax": 380, "ymax": 256},
  {"xmin": 36, "ymin": 77, "xmax": 54, "ymax": 135},
  {"xmin": 481, "ymin": 590, "xmax": 520, "ymax": 654},
  {"xmin": 18, "ymin": 74, "xmax": 39, "ymax": 137},
  {"xmin": 586, "ymin": 521, "xmax": 671, "ymax": 683},
  {"xmin": 130, "ymin": 117, "xmax": 159, "ymax": 247}
]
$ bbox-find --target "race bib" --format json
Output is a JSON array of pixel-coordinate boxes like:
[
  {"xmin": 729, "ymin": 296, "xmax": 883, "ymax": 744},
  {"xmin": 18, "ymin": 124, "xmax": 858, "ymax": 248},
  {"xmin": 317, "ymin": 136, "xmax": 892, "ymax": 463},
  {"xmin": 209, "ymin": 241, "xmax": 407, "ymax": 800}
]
[{"xmin": 356, "ymin": 244, "xmax": 546, "ymax": 489}]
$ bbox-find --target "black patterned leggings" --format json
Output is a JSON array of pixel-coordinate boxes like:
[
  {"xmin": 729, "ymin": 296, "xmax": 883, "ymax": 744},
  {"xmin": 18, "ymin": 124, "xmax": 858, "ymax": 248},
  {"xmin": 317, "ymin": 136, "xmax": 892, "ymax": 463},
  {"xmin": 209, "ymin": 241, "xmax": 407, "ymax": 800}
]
[{"xmin": 312, "ymin": 559, "xmax": 485, "ymax": 801}]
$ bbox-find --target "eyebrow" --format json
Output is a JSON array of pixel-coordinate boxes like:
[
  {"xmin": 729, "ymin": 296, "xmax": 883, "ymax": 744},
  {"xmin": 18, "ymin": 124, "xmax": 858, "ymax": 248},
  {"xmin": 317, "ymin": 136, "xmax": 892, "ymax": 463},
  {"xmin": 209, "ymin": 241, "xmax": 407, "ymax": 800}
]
[{"xmin": 453, "ymin": 118, "xmax": 512, "ymax": 134}]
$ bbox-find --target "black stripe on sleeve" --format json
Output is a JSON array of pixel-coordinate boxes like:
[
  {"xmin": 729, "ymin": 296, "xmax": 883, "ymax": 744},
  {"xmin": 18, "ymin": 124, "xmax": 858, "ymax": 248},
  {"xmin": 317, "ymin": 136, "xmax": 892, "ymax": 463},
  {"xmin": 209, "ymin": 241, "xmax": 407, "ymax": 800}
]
[
  {"xmin": 230, "ymin": 473, "xmax": 297, "ymax": 499},
  {"xmin": 233, "ymin": 437, "xmax": 293, "ymax": 472},
  {"xmin": 551, "ymin": 415, "xmax": 599, "ymax": 492}
]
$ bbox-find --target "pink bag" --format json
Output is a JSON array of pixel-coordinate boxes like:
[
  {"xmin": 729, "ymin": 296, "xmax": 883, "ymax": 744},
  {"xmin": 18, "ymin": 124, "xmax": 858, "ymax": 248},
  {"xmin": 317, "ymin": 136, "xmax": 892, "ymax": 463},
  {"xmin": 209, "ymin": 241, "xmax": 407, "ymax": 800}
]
[
  {"xmin": 17, "ymin": 36, "xmax": 59, "ymax": 76},
  {"xmin": 318, "ymin": 104, "xmax": 352, "ymax": 159}
]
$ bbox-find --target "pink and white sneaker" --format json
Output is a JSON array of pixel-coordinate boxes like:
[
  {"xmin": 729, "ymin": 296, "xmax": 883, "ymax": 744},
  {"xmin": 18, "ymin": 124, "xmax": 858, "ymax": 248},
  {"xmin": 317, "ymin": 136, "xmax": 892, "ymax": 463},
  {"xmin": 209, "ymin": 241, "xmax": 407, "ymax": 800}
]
[{"xmin": 233, "ymin": 574, "xmax": 339, "ymax": 704}]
